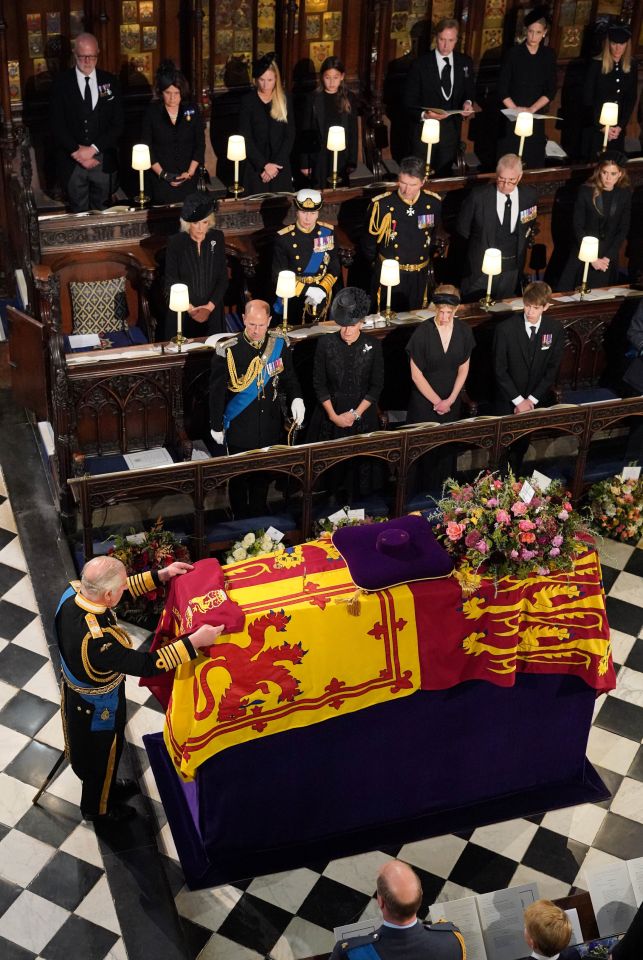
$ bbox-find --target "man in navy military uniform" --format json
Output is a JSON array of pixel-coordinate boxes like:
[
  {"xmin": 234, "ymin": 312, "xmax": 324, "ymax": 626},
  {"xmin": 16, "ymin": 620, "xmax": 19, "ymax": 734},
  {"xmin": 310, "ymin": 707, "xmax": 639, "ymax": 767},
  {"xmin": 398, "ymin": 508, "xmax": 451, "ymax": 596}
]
[
  {"xmin": 49, "ymin": 32, "xmax": 124, "ymax": 211},
  {"xmin": 56, "ymin": 555, "xmax": 222, "ymax": 822},
  {"xmin": 329, "ymin": 860, "xmax": 465, "ymax": 959},
  {"xmin": 362, "ymin": 156, "xmax": 442, "ymax": 312},
  {"xmin": 272, "ymin": 189, "xmax": 341, "ymax": 324}
]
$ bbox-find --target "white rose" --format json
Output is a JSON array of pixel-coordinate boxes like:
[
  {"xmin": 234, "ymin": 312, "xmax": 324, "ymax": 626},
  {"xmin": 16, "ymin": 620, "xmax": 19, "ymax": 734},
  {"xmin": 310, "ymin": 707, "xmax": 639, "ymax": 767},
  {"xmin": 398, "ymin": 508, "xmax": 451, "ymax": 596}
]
[
  {"xmin": 275, "ymin": 543, "xmax": 285, "ymax": 553},
  {"xmin": 242, "ymin": 533, "xmax": 255, "ymax": 547},
  {"xmin": 260, "ymin": 536, "xmax": 273, "ymax": 552},
  {"xmin": 232, "ymin": 547, "xmax": 247, "ymax": 561}
]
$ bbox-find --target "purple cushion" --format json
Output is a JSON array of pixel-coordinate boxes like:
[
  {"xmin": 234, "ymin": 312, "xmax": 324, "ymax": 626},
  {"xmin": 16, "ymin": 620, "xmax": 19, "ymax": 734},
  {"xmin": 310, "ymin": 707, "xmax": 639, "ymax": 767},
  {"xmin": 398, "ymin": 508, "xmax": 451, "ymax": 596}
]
[{"xmin": 332, "ymin": 515, "xmax": 454, "ymax": 591}]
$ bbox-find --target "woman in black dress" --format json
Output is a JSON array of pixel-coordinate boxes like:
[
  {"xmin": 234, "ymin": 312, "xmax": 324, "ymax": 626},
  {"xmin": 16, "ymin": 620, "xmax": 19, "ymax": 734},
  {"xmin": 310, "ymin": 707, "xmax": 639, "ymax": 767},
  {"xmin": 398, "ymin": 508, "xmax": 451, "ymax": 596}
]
[
  {"xmin": 406, "ymin": 285, "xmax": 474, "ymax": 493},
  {"xmin": 238, "ymin": 53, "xmax": 294, "ymax": 196},
  {"xmin": 497, "ymin": 8, "xmax": 557, "ymax": 168},
  {"xmin": 299, "ymin": 57, "xmax": 358, "ymax": 188},
  {"xmin": 307, "ymin": 287, "xmax": 384, "ymax": 503},
  {"xmin": 141, "ymin": 61, "xmax": 205, "ymax": 205},
  {"xmin": 582, "ymin": 24, "xmax": 639, "ymax": 161},
  {"xmin": 557, "ymin": 151, "xmax": 632, "ymax": 292},
  {"xmin": 164, "ymin": 194, "xmax": 228, "ymax": 338}
]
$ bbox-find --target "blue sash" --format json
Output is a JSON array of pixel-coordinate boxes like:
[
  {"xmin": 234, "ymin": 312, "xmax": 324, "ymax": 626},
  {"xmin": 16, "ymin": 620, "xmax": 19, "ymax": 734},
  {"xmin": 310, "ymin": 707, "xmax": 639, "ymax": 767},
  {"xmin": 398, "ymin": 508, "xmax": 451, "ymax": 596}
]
[
  {"xmin": 274, "ymin": 225, "xmax": 333, "ymax": 314},
  {"xmin": 223, "ymin": 336, "xmax": 284, "ymax": 429},
  {"xmin": 345, "ymin": 945, "xmax": 380, "ymax": 960},
  {"xmin": 57, "ymin": 584, "xmax": 119, "ymax": 732}
]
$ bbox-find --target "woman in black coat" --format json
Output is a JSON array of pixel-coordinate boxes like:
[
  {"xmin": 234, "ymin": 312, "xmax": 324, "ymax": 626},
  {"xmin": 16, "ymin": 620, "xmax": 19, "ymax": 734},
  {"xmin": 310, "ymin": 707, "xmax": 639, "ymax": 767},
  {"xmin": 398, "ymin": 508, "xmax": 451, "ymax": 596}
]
[
  {"xmin": 299, "ymin": 57, "xmax": 358, "ymax": 188},
  {"xmin": 497, "ymin": 8, "xmax": 557, "ymax": 168},
  {"xmin": 582, "ymin": 24, "xmax": 639, "ymax": 161},
  {"xmin": 141, "ymin": 61, "xmax": 205, "ymax": 205},
  {"xmin": 164, "ymin": 194, "xmax": 228, "ymax": 338},
  {"xmin": 557, "ymin": 151, "xmax": 632, "ymax": 292},
  {"xmin": 238, "ymin": 53, "xmax": 294, "ymax": 195},
  {"xmin": 307, "ymin": 288, "xmax": 384, "ymax": 502}
]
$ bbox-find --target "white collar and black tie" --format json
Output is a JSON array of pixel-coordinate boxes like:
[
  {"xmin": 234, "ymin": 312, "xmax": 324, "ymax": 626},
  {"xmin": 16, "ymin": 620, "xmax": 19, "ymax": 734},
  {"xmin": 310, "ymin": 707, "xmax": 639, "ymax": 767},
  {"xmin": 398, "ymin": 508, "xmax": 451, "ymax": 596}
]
[
  {"xmin": 497, "ymin": 189, "xmax": 518, "ymax": 231},
  {"xmin": 76, "ymin": 67, "xmax": 97, "ymax": 109},
  {"xmin": 525, "ymin": 317, "xmax": 541, "ymax": 343},
  {"xmin": 435, "ymin": 51, "xmax": 453, "ymax": 99}
]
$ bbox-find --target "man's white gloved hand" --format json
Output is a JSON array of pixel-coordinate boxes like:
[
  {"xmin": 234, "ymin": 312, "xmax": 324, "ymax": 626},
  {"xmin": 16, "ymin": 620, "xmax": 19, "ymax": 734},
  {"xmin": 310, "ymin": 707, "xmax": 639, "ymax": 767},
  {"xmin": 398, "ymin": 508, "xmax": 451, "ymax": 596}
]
[
  {"xmin": 210, "ymin": 429, "xmax": 225, "ymax": 445},
  {"xmin": 305, "ymin": 285, "xmax": 326, "ymax": 306},
  {"xmin": 291, "ymin": 398, "xmax": 305, "ymax": 425}
]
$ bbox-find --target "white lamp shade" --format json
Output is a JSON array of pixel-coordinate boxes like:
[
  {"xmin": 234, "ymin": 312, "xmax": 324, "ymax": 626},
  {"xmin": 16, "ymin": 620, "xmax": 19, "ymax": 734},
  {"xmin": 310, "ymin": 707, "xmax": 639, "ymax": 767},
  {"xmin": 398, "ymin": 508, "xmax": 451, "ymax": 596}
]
[
  {"xmin": 276, "ymin": 270, "xmax": 297, "ymax": 299},
  {"xmin": 131, "ymin": 144, "xmax": 151, "ymax": 171},
  {"xmin": 169, "ymin": 283, "xmax": 190, "ymax": 312},
  {"xmin": 227, "ymin": 135, "xmax": 246, "ymax": 162},
  {"xmin": 421, "ymin": 118, "xmax": 441, "ymax": 145},
  {"xmin": 481, "ymin": 248, "xmax": 502, "ymax": 276},
  {"xmin": 514, "ymin": 111, "xmax": 533, "ymax": 137},
  {"xmin": 380, "ymin": 259, "xmax": 400, "ymax": 287},
  {"xmin": 599, "ymin": 102, "xmax": 618, "ymax": 127},
  {"xmin": 578, "ymin": 236, "xmax": 599, "ymax": 263},
  {"xmin": 326, "ymin": 125, "xmax": 346, "ymax": 152}
]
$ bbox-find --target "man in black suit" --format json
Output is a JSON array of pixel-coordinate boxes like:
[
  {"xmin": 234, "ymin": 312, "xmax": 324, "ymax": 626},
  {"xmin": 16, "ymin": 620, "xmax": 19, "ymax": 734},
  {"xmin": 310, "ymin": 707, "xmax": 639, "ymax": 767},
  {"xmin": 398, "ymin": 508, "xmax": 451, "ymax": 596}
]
[
  {"xmin": 404, "ymin": 18, "xmax": 476, "ymax": 177},
  {"xmin": 329, "ymin": 860, "xmax": 464, "ymax": 960},
  {"xmin": 493, "ymin": 281, "xmax": 565, "ymax": 472},
  {"xmin": 457, "ymin": 153, "xmax": 538, "ymax": 302},
  {"xmin": 49, "ymin": 32, "xmax": 124, "ymax": 212}
]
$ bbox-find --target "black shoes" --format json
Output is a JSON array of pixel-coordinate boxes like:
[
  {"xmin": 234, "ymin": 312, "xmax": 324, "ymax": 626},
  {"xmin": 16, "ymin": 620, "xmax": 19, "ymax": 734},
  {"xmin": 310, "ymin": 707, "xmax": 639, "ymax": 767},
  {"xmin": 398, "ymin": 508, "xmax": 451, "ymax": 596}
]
[{"xmin": 83, "ymin": 802, "xmax": 137, "ymax": 823}]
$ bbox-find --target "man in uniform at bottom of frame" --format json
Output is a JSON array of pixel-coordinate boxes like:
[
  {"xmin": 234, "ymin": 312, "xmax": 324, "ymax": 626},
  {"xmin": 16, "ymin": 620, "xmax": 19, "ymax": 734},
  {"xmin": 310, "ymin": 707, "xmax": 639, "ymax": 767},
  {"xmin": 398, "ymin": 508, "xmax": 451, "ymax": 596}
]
[{"xmin": 56, "ymin": 555, "xmax": 222, "ymax": 822}]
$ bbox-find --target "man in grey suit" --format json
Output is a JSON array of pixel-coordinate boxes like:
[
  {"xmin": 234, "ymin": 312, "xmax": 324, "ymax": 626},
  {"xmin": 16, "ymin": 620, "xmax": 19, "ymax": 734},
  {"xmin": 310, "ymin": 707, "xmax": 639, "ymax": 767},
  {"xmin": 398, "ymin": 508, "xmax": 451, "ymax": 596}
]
[
  {"xmin": 457, "ymin": 153, "xmax": 538, "ymax": 302},
  {"xmin": 49, "ymin": 32, "xmax": 124, "ymax": 212}
]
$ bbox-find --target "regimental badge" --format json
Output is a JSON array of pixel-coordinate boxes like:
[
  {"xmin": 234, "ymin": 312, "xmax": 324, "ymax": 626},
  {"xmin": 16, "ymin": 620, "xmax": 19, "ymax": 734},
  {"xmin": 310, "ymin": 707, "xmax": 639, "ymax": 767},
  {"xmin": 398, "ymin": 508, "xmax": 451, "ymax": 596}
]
[
  {"xmin": 520, "ymin": 205, "xmax": 537, "ymax": 223},
  {"xmin": 101, "ymin": 708, "xmax": 110, "ymax": 721},
  {"xmin": 417, "ymin": 213, "xmax": 434, "ymax": 229},
  {"xmin": 541, "ymin": 333, "xmax": 552, "ymax": 350},
  {"xmin": 266, "ymin": 357, "xmax": 284, "ymax": 377},
  {"xmin": 313, "ymin": 234, "xmax": 334, "ymax": 252},
  {"xmin": 183, "ymin": 107, "xmax": 196, "ymax": 121}
]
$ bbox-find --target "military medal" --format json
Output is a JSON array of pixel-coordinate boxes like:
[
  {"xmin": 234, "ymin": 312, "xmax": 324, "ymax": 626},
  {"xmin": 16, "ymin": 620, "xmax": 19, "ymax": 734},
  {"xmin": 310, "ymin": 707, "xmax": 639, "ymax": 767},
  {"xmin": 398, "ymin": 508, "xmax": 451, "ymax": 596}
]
[
  {"xmin": 389, "ymin": 218, "xmax": 398, "ymax": 241},
  {"xmin": 406, "ymin": 205, "xmax": 415, "ymax": 216}
]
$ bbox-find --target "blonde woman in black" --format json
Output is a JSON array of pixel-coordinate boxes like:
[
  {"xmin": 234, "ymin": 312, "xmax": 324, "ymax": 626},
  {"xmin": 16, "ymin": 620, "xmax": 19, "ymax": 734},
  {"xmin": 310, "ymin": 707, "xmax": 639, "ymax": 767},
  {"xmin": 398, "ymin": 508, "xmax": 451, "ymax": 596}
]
[{"xmin": 238, "ymin": 53, "xmax": 294, "ymax": 195}]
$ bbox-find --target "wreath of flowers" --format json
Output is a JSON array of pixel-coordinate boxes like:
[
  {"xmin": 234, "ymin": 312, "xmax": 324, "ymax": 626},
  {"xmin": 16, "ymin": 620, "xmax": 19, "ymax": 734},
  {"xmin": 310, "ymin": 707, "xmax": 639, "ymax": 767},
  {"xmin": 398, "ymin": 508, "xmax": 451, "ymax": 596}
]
[
  {"xmin": 587, "ymin": 475, "xmax": 643, "ymax": 544},
  {"xmin": 436, "ymin": 471, "xmax": 589, "ymax": 579},
  {"xmin": 225, "ymin": 530, "xmax": 285, "ymax": 565}
]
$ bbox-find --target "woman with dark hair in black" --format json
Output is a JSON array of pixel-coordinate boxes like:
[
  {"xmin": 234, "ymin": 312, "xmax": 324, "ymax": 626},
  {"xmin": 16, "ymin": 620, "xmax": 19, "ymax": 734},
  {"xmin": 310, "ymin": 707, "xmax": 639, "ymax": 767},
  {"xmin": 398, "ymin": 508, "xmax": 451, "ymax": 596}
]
[
  {"xmin": 299, "ymin": 56, "xmax": 358, "ymax": 188},
  {"xmin": 141, "ymin": 60, "xmax": 205, "ymax": 204}
]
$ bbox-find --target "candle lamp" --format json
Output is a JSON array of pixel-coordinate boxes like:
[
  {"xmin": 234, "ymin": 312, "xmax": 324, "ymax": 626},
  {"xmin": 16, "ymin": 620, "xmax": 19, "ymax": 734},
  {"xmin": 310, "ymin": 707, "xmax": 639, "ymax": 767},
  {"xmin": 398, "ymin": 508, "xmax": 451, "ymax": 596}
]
[
  {"xmin": 599, "ymin": 102, "xmax": 618, "ymax": 150},
  {"xmin": 480, "ymin": 248, "xmax": 502, "ymax": 310},
  {"xmin": 421, "ymin": 119, "xmax": 440, "ymax": 179},
  {"xmin": 326, "ymin": 125, "xmax": 346, "ymax": 189},
  {"xmin": 577, "ymin": 236, "xmax": 599, "ymax": 299},
  {"xmin": 227, "ymin": 135, "xmax": 246, "ymax": 199},
  {"xmin": 514, "ymin": 112, "xmax": 533, "ymax": 159},
  {"xmin": 379, "ymin": 258, "xmax": 400, "ymax": 324},
  {"xmin": 131, "ymin": 144, "xmax": 151, "ymax": 209},
  {"xmin": 276, "ymin": 270, "xmax": 297, "ymax": 334},
  {"xmin": 169, "ymin": 283, "xmax": 189, "ymax": 350}
]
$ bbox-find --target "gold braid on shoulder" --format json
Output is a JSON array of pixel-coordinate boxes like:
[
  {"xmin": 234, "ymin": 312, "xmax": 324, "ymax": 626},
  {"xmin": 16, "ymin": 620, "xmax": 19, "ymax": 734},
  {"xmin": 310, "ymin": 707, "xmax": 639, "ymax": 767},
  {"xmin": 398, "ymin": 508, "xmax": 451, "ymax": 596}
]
[
  {"xmin": 227, "ymin": 352, "xmax": 265, "ymax": 394},
  {"xmin": 368, "ymin": 199, "xmax": 392, "ymax": 247}
]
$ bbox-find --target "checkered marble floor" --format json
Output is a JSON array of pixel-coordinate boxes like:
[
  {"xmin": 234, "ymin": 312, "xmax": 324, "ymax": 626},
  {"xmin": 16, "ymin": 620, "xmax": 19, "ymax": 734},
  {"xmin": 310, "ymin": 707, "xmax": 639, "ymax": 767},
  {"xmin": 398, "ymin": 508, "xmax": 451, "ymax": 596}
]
[{"xmin": 0, "ymin": 464, "xmax": 641, "ymax": 960}]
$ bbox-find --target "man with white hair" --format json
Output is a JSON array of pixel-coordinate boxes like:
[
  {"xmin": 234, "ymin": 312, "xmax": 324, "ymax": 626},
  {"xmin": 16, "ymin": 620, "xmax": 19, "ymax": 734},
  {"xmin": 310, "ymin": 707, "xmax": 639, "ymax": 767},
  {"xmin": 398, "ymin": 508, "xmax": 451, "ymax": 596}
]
[{"xmin": 55, "ymin": 555, "xmax": 221, "ymax": 822}]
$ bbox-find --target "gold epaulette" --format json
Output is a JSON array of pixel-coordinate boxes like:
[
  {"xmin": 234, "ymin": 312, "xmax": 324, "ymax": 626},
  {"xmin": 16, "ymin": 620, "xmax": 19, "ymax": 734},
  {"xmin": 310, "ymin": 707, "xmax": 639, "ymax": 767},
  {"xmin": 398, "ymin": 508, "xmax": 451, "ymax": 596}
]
[
  {"xmin": 317, "ymin": 221, "xmax": 335, "ymax": 229},
  {"xmin": 278, "ymin": 224, "xmax": 295, "ymax": 235},
  {"xmin": 423, "ymin": 189, "xmax": 442, "ymax": 200},
  {"xmin": 85, "ymin": 613, "xmax": 103, "ymax": 640},
  {"xmin": 371, "ymin": 191, "xmax": 391, "ymax": 204},
  {"xmin": 155, "ymin": 637, "xmax": 195, "ymax": 672},
  {"xmin": 127, "ymin": 570, "xmax": 156, "ymax": 598}
]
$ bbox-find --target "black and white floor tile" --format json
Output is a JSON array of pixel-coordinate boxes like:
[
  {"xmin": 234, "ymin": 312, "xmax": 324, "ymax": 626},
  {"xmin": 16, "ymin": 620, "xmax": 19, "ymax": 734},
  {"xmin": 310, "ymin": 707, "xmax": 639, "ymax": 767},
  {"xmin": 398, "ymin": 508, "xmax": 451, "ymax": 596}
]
[{"xmin": 0, "ymin": 461, "xmax": 641, "ymax": 960}]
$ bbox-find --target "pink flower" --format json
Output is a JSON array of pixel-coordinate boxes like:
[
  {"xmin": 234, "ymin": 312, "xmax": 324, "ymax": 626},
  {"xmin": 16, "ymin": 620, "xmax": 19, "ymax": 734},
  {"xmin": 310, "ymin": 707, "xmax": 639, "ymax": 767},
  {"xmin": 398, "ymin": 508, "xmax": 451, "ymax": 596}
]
[
  {"xmin": 486, "ymin": 498, "xmax": 499, "ymax": 507},
  {"xmin": 465, "ymin": 530, "xmax": 480, "ymax": 548},
  {"xmin": 558, "ymin": 510, "xmax": 569, "ymax": 521},
  {"xmin": 521, "ymin": 548, "xmax": 536, "ymax": 560},
  {"xmin": 518, "ymin": 519, "xmax": 535, "ymax": 531},
  {"xmin": 511, "ymin": 502, "xmax": 528, "ymax": 516},
  {"xmin": 549, "ymin": 547, "xmax": 560, "ymax": 557},
  {"xmin": 494, "ymin": 479, "xmax": 503, "ymax": 489},
  {"xmin": 537, "ymin": 567, "xmax": 549, "ymax": 575},
  {"xmin": 564, "ymin": 502, "xmax": 572, "ymax": 511},
  {"xmin": 510, "ymin": 549, "xmax": 519, "ymax": 559},
  {"xmin": 552, "ymin": 535, "xmax": 563, "ymax": 547},
  {"xmin": 476, "ymin": 540, "xmax": 488, "ymax": 553},
  {"xmin": 520, "ymin": 531, "xmax": 536, "ymax": 543},
  {"xmin": 446, "ymin": 521, "xmax": 466, "ymax": 541},
  {"xmin": 495, "ymin": 509, "xmax": 511, "ymax": 524}
]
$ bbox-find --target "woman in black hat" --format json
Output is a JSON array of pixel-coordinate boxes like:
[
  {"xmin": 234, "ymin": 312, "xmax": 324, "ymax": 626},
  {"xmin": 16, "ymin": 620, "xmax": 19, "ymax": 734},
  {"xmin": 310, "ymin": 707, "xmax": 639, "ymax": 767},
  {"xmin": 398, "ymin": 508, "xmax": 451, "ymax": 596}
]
[
  {"xmin": 497, "ymin": 7, "xmax": 557, "ymax": 168},
  {"xmin": 557, "ymin": 150, "xmax": 632, "ymax": 292},
  {"xmin": 307, "ymin": 287, "xmax": 385, "ymax": 502},
  {"xmin": 298, "ymin": 56, "xmax": 359, "ymax": 188},
  {"xmin": 582, "ymin": 24, "xmax": 639, "ymax": 161},
  {"xmin": 141, "ymin": 61, "xmax": 205, "ymax": 205},
  {"xmin": 164, "ymin": 194, "xmax": 228, "ymax": 338},
  {"xmin": 238, "ymin": 54, "xmax": 294, "ymax": 195}
]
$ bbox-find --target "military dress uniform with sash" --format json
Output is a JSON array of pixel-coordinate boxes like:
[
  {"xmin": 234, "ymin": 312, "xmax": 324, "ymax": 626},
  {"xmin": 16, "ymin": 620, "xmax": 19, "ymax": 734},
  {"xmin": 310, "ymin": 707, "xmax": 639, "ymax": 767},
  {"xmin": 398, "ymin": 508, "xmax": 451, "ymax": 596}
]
[
  {"xmin": 329, "ymin": 919, "xmax": 465, "ymax": 960},
  {"xmin": 55, "ymin": 572, "xmax": 200, "ymax": 818},
  {"xmin": 209, "ymin": 329, "xmax": 302, "ymax": 516},
  {"xmin": 272, "ymin": 220, "xmax": 340, "ymax": 324},
  {"xmin": 362, "ymin": 188, "xmax": 442, "ymax": 311}
]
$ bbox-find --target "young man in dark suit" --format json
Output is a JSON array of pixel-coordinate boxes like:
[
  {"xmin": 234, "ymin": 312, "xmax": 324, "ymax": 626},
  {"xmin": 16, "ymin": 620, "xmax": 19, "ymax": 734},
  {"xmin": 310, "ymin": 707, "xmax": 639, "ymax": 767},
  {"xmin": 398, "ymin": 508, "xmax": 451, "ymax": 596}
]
[
  {"xmin": 49, "ymin": 32, "xmax": 124, "ymax": 212},
  {"xmin": 457, "ymin": 153, "xmax": 538, "ymax": 302},
  {"xmin": 404, "ymin": 18, "xmax": 476, "ymax": 177},
  {"xmin": 493, "ymin": 281, "xmax": 565, "ymax": 472}
]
